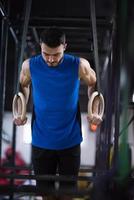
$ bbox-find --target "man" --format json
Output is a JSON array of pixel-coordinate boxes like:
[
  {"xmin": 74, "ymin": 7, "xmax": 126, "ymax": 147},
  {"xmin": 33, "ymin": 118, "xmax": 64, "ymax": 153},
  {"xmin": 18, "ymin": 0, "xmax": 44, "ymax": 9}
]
[{"xmin": 14, "ymin": 27, "xmax": 102, "ymax": 200}]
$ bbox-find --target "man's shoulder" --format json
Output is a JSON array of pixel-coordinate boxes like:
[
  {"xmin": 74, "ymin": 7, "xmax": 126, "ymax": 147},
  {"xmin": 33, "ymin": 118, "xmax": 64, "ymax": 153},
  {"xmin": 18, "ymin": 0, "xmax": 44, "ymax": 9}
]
[
  {"xmin": 64, "ymin": 53, "xmax": 80, "ymax": 63},
  {"xmin": 30, "ymin": 54, "xmax": 41, "ymax": 61}
]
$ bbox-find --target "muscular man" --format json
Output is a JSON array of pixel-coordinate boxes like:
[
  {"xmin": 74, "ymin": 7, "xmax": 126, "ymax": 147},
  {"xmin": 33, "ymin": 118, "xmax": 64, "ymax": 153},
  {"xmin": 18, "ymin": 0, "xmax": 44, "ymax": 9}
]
[{"xmin": 13, "ymin": 27, "xmax": 101, "ymax": 200}]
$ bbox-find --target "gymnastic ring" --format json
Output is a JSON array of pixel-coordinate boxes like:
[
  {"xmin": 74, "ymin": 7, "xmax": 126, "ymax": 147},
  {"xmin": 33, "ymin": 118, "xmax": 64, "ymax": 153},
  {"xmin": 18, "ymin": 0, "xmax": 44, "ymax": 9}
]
[
  {"xmin": 12, "ymin": 92, "xmax": 26, "ymax": 121},
  {"xmin": 88, "ymin": 91, "xmax": 104, "ymax": 119}
]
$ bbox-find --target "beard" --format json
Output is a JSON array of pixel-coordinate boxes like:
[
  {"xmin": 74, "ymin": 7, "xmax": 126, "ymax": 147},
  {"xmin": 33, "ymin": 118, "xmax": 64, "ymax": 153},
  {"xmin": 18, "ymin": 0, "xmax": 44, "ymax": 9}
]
[
  {"xmin": 47, "ymin": 62, "xmax": 59, "ymax": 66},
  {"xmin": 46, "ymin": 56, "xmax": 64, "ymax": 67}
]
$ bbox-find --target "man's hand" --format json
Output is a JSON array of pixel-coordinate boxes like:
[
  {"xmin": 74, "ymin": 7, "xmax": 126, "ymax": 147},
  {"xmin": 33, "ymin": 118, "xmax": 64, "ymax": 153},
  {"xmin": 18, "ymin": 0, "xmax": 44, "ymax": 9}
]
[
  {"xmin": 87, "ymin": 113, "xmax": 102, "ymax": 126},
  {"xmin": 13, "ymin": 117, "xmax": 27, "ymax": 126}
]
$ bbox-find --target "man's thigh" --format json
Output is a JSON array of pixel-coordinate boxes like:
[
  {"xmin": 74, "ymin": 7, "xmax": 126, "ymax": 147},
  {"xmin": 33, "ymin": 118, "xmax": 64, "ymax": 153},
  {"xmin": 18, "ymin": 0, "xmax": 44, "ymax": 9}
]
[
  {"xmin": 32, "ymin": 145, "xmax": 58, "ymax": 188},
  {"xmin": 58, "ymin": 144, "xmax": 81, "ymax": 189}
]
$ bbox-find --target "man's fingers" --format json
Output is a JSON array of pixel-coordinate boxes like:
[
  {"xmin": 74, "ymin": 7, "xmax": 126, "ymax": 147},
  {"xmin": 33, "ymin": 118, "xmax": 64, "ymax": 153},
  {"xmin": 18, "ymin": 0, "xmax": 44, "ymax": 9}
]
[
  {"xmin": 22, "ymin": 117, "xmax": 27, "ymax": 125},
  {"xmin": 92, "ymin": 118, "xmax": 102, "ymax": 125},
  {"xmin": 13, "ymin": 117, "xmax": 27, "ymax": 126},
  {"xmin": 87, "ymin": 114, "xmax": 102, "ymax": 125}
]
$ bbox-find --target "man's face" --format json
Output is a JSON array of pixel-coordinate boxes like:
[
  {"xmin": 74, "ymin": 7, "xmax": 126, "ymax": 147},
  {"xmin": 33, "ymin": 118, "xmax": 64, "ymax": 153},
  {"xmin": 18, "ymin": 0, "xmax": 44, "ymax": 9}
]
[{"xmin": 41, "ymin": 43, "xmax": 66, "ymax": 67}]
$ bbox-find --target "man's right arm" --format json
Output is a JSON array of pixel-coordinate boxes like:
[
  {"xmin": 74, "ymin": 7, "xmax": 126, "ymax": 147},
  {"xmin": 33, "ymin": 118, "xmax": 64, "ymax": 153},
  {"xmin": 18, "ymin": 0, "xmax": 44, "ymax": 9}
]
[
  {"xmin": 19, "ymin": 59, "xmax": 31, "ymax": 103},
  {"xmin": 13, "ymin": 59, "xmax": 31, "ymax": 126}
]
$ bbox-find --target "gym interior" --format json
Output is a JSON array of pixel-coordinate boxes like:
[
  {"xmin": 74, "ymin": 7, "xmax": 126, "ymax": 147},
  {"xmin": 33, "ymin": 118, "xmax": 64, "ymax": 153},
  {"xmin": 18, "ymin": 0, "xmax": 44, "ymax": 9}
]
[{"xmin": 0, "ymin": 0, "xmax": 134, "ymax": 199}]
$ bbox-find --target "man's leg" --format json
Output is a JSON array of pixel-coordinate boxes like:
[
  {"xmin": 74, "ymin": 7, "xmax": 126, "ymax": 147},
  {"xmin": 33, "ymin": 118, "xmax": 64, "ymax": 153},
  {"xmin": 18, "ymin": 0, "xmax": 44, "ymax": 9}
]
[
  {"xmin": 32, "ymin": 145, "xmax": 58, "ymax": 200},
  {"xmin": 58, "ymin": 144, "xmax": 81, "ymax": 200}
]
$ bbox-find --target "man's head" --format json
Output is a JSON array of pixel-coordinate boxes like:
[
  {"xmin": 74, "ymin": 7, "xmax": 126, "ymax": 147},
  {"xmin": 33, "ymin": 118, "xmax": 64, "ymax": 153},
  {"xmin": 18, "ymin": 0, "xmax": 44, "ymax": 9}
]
[{"xmin": 40, "ymin": 27, "xmax": 67, "ymax": 66}]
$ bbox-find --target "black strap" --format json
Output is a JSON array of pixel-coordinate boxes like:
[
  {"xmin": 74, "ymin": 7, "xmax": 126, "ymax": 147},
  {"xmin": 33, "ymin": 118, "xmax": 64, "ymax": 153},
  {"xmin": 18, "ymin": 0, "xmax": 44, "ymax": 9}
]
[
  {"xmin": 90, "ymin": 0, "xmax": 101, "ymax": 93},
  {"xmin": 16, "ymin": 0, "xmax": 32, "ymax": 93}
]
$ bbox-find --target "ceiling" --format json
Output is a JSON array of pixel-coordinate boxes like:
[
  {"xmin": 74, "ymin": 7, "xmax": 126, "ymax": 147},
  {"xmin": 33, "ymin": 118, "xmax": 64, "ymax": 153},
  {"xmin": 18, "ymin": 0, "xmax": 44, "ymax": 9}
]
[{"xmin": 6, "ymin": 0, "xmax": 114, "ymax": 61}]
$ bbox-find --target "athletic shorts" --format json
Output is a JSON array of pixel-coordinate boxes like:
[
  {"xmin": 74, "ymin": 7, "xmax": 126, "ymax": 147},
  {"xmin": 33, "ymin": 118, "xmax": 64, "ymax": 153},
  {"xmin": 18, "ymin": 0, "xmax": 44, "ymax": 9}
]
[{"xmin": 32, "ymin": 144, "xmax": 81, "ymax": 190}]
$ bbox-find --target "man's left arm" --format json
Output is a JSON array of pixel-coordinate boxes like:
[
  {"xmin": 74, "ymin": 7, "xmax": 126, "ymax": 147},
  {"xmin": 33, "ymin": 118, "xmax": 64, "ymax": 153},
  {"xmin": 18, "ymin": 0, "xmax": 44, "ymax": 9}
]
[
  {"xmin": 79, "ymin": 58, "xmax": 96, "ymax": 86},
  {"xmin": 79, "ymin": 58, "xmax": 102, "ymax": 126}
]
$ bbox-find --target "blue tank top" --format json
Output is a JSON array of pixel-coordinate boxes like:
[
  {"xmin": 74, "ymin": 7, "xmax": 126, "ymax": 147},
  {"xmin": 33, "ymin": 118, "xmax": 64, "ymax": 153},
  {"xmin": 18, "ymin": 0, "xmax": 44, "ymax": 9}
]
[{"xmin": 29, "ymin": 54, "xmax": 83, "ymax": 150}]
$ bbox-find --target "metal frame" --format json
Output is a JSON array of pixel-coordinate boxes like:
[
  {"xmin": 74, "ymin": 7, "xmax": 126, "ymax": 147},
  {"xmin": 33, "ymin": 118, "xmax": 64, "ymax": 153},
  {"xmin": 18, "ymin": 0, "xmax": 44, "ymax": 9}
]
[{"xmin": 0, "ymin": 0, "xmax": 11, "ymax": 164}]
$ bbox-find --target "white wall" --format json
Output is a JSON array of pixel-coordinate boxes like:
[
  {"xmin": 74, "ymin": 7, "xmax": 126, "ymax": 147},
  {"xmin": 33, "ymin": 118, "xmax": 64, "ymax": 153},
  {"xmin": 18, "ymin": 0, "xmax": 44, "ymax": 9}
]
[{"xmin": 2, "ymin": 112, "xmax": 96, "ymax": 166}]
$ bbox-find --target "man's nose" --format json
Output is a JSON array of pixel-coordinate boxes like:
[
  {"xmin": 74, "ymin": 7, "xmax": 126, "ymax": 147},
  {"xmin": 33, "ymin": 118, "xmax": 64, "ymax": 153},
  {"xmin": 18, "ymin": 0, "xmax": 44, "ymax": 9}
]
[{"xmin": 48, "ymin": 56, "xmax": 54, "ymax": 62}]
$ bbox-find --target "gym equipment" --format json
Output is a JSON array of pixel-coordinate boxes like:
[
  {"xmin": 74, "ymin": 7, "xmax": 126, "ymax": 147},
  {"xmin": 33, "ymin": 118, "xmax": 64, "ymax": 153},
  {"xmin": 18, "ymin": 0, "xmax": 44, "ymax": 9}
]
[
  {"xmin": 88, "ymin": 91, "xmax": 104, "ymax": 132},
  {"xmin": 12, "ymin": 92, "xmax": 26, "ymax": 121},
  {"xmin": 88, "ymin": 0, "xmax": 105, "ymax": 132}
]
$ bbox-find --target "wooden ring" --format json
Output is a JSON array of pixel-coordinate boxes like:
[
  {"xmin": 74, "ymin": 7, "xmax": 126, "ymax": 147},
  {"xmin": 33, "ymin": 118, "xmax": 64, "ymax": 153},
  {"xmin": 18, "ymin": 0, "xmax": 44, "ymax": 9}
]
[
  {"xmin": 88, "ymin": 91, "xmax": 104, "ymax": 119},
  {"xmin": 12, "ymin": 92, "xmax": 26, "ymax": 121}
]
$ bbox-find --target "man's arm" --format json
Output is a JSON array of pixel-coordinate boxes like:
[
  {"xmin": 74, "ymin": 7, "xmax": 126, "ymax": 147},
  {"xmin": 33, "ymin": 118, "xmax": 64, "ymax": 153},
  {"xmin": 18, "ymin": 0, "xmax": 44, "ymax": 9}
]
[
  {"xmin": 19, "ymin": 59, "xmax": 31, "ymax": 103},
  {"xmin": 79, "ymin": 58, "xmax": 96, "ymax": 86},
  {"xmin": 79, "ymin": 58, "xmax": 102, "ymax": 126},
  {"xmin": 79, "ymin": 57, "xmax": 96, "ymax": 109},
  {"xmin": 13, "ymin": 59, "xmax": 31, "ymax": 125}
]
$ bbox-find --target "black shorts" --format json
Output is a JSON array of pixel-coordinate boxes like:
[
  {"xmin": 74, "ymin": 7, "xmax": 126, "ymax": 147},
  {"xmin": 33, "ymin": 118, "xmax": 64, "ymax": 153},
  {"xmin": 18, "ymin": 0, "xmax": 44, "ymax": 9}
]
[{"xmin": 32, "ymin": 144, "xmax": 81, "ymax": 189}]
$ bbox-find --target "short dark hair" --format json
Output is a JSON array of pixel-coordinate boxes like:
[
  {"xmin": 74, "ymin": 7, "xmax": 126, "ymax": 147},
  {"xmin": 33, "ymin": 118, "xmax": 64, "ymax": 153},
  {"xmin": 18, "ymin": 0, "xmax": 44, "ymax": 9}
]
[{"xmin": 40, "ymin": 27, "xmax": 66, "ymax": 48}]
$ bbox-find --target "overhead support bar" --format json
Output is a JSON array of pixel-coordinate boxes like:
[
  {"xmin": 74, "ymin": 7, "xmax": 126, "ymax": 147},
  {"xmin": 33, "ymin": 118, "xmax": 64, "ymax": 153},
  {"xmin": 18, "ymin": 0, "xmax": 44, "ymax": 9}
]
[
  {"xmin": 16, "ymin": 0, "xmax": 32, "ymax": 92},
  {"xmin": 0, "ymin": 1, "xmax": 18, "ymax": 45},
  {"xmin": 28, "ymin": 17, "xmax": 112, "ymax": 28},
  {"xmin": 0, "ymin": 13, "xmax": 9, "ymax": 165}
]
